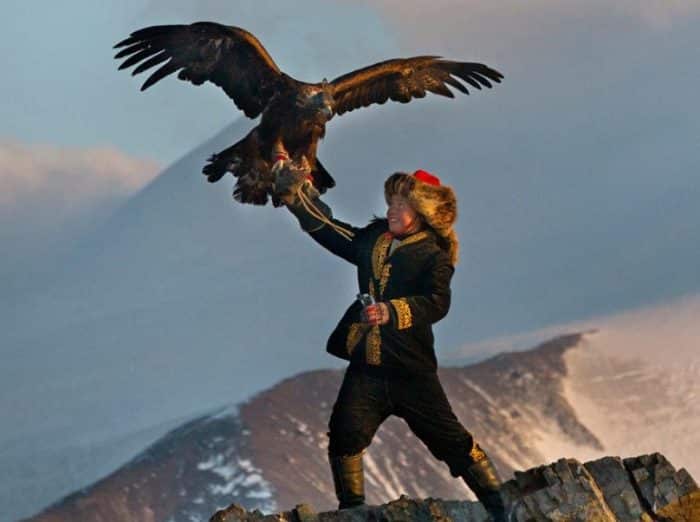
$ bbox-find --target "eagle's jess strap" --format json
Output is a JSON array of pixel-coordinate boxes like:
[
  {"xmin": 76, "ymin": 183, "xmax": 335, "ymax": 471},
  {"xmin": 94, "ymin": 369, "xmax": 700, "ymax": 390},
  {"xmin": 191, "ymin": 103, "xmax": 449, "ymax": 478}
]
[{"xmin": 286, "ymin": 195, "xmax": 333, "ymax": 233}]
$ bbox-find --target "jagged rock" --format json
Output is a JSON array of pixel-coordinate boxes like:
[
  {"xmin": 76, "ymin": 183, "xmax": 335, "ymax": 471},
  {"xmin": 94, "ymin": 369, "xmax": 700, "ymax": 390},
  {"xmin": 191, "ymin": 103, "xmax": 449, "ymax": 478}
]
[
  {"xmin": 583, "ymin": 456, "xmax": 650, "ymax": 521},
  {"xmin": 623, "ymin": 453, "xmax": 698, "ymax": 514},
  {"xmin": 211, "ymin": 453, "xmax": 699, "ymax": 522},
  {"xmin": 210, "ymin": 497, "xmax": 490, "ymax": 522},
  {"xmin": 502, "ymin": 458, "xmax": 617, "ymax": 520}
]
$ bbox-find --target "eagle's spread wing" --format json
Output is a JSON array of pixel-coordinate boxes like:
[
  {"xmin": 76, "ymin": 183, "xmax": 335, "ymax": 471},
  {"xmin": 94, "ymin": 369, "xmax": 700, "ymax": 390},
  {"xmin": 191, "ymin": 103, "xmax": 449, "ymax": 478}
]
[
  {"xmin": 330, "ymin": 57, "xmax": 503, "ymax": 116},
  {"xmin": 114, "ymin": 22, "xmax": 283, "ymax": 118}
]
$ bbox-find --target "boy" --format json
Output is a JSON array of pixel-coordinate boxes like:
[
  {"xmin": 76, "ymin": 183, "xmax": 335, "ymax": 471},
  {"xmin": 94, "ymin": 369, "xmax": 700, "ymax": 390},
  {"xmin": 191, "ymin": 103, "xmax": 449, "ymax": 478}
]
[{"xmin": 276, "ymin": 168, "xmax": 506, "ymax": 521}]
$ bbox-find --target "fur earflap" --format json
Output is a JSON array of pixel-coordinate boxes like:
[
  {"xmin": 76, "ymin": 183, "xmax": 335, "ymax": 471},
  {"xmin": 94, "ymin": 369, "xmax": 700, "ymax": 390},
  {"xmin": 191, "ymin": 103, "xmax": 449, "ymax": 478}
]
[{"xmin": 384, "ymin": 172, "xmax": 459, "ymax": 265}]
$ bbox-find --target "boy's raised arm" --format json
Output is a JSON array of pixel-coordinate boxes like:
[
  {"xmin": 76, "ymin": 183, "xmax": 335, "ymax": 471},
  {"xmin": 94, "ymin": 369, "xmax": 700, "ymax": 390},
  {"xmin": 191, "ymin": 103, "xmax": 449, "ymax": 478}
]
[{"xmin": 276, "ymin": 164, "xmax": 360, "ymax": 265}]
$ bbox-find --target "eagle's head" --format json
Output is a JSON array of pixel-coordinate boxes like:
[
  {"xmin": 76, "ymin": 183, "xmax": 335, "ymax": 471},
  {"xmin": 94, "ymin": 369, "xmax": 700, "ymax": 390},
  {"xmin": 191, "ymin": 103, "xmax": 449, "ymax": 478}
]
[{"xmin": 296, "ymin": 84, "xmax": 334, "ymax": 123}]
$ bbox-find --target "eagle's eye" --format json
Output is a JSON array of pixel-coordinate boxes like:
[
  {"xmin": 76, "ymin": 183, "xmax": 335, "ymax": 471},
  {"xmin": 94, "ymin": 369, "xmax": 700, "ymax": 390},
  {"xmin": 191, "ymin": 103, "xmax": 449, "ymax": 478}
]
[
  {"xmin": 297, "ymin": 91, "xmax": 333, "ymax": 118},
  {"xmin": 297, "ymin": 91, "xmax": 320, "ymax": 107}
]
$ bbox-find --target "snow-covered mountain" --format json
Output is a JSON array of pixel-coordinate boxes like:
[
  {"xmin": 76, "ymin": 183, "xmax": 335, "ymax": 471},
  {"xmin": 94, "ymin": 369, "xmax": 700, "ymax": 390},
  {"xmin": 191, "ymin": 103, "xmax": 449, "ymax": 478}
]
[{"xmin": 23, "ymin": 326, "xmax": 700, "ymax": 521}]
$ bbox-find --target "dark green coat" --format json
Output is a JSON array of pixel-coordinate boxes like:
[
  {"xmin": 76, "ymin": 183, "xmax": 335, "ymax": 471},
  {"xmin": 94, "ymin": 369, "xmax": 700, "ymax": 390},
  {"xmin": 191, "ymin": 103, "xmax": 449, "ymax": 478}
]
[{"xmin": 307, "ymin": 215, "xmax": 455, "ymax": 375}]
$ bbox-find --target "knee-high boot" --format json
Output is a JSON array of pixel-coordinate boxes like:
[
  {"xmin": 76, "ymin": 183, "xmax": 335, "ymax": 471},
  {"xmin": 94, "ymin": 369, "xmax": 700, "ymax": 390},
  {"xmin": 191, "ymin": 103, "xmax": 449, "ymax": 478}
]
[
  {"xmin": 461, "ymin": 444, "xmax": 507, "ymax": 522},
  {"xmin": 329, "ymin": 452, "xmax": 365, "ymax": 509}
]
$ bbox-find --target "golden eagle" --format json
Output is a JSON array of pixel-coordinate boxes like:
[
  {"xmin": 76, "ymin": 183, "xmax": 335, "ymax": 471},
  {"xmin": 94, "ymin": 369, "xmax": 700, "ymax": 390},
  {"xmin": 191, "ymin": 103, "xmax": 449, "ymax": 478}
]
[{"xmin": 114, "ymin": 22, "xmax": 503, "ymax": 205}]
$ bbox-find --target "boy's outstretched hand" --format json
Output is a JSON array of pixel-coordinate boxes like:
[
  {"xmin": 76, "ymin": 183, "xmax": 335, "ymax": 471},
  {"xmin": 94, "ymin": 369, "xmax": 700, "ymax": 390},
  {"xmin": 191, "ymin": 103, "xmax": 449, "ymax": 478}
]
[{"xmin": 272, "ymin": 163, "xmax": 319, "ymax": 206}]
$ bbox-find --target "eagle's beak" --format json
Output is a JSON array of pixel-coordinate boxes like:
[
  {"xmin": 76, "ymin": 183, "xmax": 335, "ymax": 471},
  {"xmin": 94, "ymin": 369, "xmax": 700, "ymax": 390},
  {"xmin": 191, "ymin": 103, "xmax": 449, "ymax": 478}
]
[{"xmin": 323, "ymin": 105, "xmax": 334, "ymax": 119}]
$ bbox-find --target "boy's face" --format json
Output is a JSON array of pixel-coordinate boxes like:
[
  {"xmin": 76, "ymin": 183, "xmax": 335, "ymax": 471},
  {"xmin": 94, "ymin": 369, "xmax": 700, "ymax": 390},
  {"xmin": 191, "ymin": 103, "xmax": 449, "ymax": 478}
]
[{"xmin": 387, "ymin": 194, "xmax": 420, "ymax": 236}]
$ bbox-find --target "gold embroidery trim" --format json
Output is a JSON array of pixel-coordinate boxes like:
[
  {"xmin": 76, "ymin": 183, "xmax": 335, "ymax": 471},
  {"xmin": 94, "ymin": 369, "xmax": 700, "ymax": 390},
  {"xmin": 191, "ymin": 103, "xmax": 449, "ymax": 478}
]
[
  {"xmin": 364, "ymin": 229, "xmax": 428, "ymax": 366},
  {"xmin": 390, "ymin": 298, "xmax": 412, "ymax": 330},
  {"xmin": 371, "ymin": 232, "xmax": 393, "ymax": 280},
  {"xmin": 379, "ymin": 263, "xmax": 391, "ymax": 296},
  {"xmin": 393, "ymin": 230, "xmax": 429, "ymax": 252},
  {"xmin": 345, "ymin": 323, "xmax": 364, "ymax": 355},
  {"xmin": 365, "ymin": 325, "xmax": 381, "ymax": 365},
  {"xmin": 469, "ymin": 443, "xmax": 487, "ymax": 463}
]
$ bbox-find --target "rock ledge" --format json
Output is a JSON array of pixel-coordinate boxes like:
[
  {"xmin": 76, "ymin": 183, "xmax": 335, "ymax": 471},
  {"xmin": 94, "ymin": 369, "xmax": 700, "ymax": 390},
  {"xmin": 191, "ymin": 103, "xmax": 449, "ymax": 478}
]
[{"xmin": 211, "ymin": 453, "xmax": 699, "ymax": 521}]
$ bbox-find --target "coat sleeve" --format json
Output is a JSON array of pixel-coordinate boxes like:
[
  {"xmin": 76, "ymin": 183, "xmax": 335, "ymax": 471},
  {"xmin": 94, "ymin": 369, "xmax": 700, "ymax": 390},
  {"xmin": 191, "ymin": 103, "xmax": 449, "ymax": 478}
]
[
  {"xmin": 286, "ymin": 196, "xmax": 361, "ymax": 265},
  {"xmin": 387, "ymin": 251, "xmax": 454, "ymax": 328}
]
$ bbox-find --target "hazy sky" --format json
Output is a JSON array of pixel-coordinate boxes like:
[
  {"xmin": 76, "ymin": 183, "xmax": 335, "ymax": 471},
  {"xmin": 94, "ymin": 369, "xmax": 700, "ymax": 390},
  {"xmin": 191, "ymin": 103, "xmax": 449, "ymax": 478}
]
[{"xmin": 3, "ymin": 0, "xmax": 699, "ymax": 269}]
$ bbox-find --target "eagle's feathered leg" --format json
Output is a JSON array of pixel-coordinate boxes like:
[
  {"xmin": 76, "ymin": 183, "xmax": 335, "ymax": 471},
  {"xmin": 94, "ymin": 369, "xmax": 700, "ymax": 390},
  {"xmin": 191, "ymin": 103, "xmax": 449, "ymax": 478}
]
[{"xmin": 233, "ymin": 158, "xmax": 274, "ymax": 205}]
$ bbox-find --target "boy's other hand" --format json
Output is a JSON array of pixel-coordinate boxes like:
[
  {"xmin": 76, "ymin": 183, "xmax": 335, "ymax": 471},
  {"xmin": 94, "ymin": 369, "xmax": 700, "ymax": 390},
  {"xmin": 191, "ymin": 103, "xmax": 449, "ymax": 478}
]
[{"xmin": 362, "ymin": 303, "xmax": 389, "ymax": 325}]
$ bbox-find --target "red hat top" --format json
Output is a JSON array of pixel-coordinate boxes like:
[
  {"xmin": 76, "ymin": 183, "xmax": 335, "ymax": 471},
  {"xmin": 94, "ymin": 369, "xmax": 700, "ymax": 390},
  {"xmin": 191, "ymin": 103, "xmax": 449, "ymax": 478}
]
[{"xmin": 412, "ymin": 169, "xmax": 441, "ymax": 186}]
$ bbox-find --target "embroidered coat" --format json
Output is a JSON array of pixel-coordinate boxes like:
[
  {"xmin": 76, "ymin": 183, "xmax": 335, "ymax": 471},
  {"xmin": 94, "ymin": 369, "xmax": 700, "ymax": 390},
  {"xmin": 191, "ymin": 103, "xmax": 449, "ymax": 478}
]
[{"xmin": 308, "ymin": 216, "xmax": 454, "ymax": 375}]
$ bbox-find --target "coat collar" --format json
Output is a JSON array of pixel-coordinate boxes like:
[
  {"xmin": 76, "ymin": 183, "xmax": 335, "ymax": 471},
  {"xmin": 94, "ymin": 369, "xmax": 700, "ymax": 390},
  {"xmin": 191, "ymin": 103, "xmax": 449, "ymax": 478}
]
[
  {"xmin": 371, "ymin": 226, "xmax": 433, "ymax": 278},
  {"xmin": 388, "ymin": 229, "xmax": 431, "ymax": 254}
]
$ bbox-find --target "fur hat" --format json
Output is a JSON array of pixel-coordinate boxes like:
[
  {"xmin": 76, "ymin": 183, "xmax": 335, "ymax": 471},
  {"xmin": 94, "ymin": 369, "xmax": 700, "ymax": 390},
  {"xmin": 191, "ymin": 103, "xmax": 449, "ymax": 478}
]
[{"xmin": 384, "ymin": 170, "xmax": 459, "ymax": 265}]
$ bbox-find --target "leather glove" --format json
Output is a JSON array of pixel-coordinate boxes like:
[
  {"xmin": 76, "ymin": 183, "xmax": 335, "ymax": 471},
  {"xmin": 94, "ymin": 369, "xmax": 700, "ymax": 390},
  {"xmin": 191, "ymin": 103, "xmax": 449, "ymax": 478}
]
[
  {"xmin": 272, "ymin": 162, "xmax": 319, "ymax": 206},
  {"xmin": 275, "ymin": 162, "xmax": 331, "ymax": 232}
]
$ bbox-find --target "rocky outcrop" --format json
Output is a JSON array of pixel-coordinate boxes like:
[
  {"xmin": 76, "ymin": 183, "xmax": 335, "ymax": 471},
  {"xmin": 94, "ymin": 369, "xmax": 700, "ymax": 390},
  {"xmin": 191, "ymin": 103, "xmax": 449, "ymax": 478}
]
[{"xmin": 211, "ymin": 453, "xmax": 699, "ymax": 521}]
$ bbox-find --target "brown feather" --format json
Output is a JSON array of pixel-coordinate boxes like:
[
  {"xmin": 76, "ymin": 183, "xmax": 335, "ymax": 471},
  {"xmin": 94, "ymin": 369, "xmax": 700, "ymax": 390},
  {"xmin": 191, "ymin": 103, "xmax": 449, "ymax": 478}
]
[
  {"xmin": 142, "ymin": 60, "xmax": 180, "ymax": 91},
  {"xmin": 114, "ymin": 42, "xmax": 149, "ymax": 59},
  {"xmin": 132, "ymin": 51, "xmax": 170, "ymax": 75},
  {"xmin": 115, "ymin": 22, "xmax": 284, "ymax": 118},
  {"xmin": 330, "ymin": 57, "xmax": 502, "ymax": 115}
]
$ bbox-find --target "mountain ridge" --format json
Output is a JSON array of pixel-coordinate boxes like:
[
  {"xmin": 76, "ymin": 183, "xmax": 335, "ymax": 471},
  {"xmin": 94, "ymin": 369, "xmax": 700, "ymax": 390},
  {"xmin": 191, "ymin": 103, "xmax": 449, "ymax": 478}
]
[
  {"xmin": 23, "ymin": 332, "xmax": 601, "ymax": 521},
  {"xmin": 22, "ymin": 327, "xmax": 700, "ymax": 521}
]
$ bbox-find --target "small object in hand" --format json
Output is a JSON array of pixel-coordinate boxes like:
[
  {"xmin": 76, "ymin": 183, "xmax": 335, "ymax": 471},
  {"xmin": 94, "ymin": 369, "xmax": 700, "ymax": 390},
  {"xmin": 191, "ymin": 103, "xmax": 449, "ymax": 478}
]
[
  {"xmin": 361, "ymin": 301, "xmax": 389, "ymax": 326},
  {"xmin": 357, "ymin": 293, "xmax": 375, "ymax": 307},
  {"xmin": 358, "ymin": 293, "xmax": 375, "ymax": 324}
]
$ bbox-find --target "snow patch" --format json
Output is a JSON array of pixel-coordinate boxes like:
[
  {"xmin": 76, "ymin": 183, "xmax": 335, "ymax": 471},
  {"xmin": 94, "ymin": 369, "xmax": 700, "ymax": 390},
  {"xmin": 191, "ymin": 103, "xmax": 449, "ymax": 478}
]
[
  {"xmin": 208, "ymin": 404, "xmax": 240, "ymax": 421},
  {"xmin": 562, "ymin": 334, "xmax": 700, "ymax": 478},
  {"xmin": 364, "ymin": 452, "xmax": 402, "ymax": 499},
  {"xmin": 460, "ymin": 378, "xmax": 498, "ymax": 408},
  {"xmin": 192, "ymin": 413, "xmax": 277, "ymax": 513}
]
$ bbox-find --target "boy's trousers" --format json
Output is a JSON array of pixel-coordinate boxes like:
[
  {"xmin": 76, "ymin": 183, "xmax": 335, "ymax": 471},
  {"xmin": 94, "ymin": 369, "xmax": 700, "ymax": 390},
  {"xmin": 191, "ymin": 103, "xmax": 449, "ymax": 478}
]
[{"xmin": 328, "ymin": 365, "xmax": 476, "ymax": 477}]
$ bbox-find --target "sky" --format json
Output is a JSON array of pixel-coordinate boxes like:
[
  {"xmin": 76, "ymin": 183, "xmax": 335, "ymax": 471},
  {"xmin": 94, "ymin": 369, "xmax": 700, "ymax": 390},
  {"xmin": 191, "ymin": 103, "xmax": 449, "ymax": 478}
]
[
  {"xmin": 2, "ymin": 2, "xmax": 699, "ymax": 211},
  {"xmin": 2, "ymin": 1, "xmax": 700, "ymax": 519},
  {"xmin": 2, "ymin": 0, "xmax": 699, "ymax": 275}
]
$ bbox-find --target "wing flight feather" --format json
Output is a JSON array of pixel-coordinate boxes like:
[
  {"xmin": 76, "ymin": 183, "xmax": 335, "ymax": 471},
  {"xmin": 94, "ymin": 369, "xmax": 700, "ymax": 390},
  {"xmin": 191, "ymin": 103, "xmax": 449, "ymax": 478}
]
[
  {"xmin": 114, "ymin": 22, "xmax": 284, "ymax": 118},
  {"xmin": 330, "ymin": 57, "xmax": 503, "ymax": 115}
]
